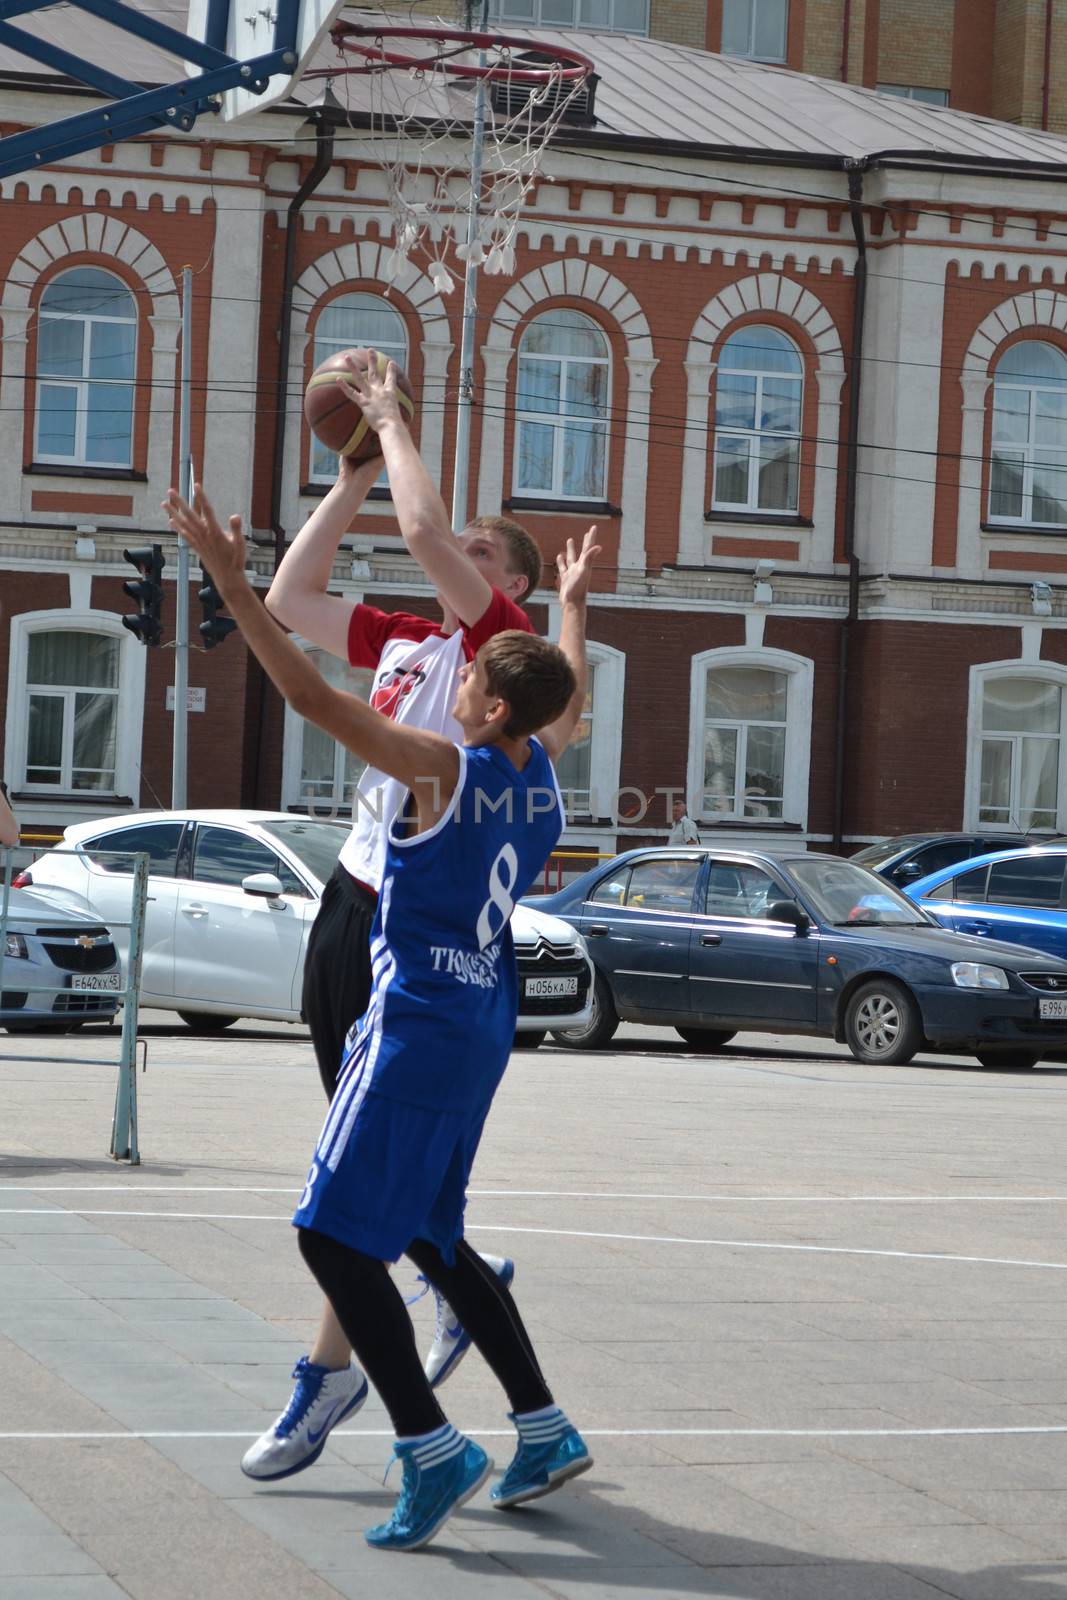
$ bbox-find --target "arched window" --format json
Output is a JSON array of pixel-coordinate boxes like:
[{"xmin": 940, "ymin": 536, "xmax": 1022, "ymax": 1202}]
[
  {"xmin": 310, "ymin": 293, "xmax": 408, "ymax": 482},
  {"xmin": 689, "ymin": 647, "xmax": 813, "ymax": 828},
  {"xmin": 282, "ymin": 646, "xmax": 373, "ymax": 811},
  {"xmin": 989, "ymin": 341, "xmax": 1067, "ymax": 527},
  {"xmin": 712, "ymin": 326, "xmax": 802, "ymax": 514},
  {"xmin": 34, "ymin": 267, "xmax": 137, "ymax": 467},
  {"xmin": 977, "ymin": 676, "xmax": 1062, "ymax": 830},
  {"xmin": 515, "ymin": 310, "xmax": 609, "ymax": 501}
]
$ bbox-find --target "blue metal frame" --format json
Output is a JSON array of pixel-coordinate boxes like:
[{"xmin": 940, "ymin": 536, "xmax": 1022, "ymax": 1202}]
[{"xmin": 0, "ymin": 0, "xmax": 302, "ymax": 178}]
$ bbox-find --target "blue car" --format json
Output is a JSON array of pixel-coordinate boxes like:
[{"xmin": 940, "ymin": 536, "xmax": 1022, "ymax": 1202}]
[
  {"xmin": 906, "ymin": 846, "xmax": 1067, "ymax": 964},
  {"xmin": 531, "ymin": 847, "xmax": 1067, "ymax": 1068}
]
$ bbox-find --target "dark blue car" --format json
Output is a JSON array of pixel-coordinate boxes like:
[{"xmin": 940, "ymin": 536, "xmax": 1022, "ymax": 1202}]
[
  {"xmin": 906, "ymin": 845, "xmax": 1067, "ymax": 963},
  {"xmin": 531, "ymin": 847, "xmax": 1067, "ymax": 1069}
]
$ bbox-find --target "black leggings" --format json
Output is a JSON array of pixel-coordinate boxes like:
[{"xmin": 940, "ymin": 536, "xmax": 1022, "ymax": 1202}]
[{"xmin": 298, "ymin": 1229, "xmax": 553, "ymax": 1436}]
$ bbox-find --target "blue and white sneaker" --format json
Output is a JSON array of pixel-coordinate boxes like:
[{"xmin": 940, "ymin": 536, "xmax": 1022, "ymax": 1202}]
[
  {"xmin": 491, "ymin": 1409, "xmax": 592, "ymax": 1509},
  {"xmin": 365, "ymin": 1427, "xmax": 492, "ymax": 1551},
  {"xmin": 424, "ymin": 1254, "xmax": 514, "ymax": 1389},
  {"xmin": 241, "ymin": 1356, "xmax": 368, "ymax": 1481}
]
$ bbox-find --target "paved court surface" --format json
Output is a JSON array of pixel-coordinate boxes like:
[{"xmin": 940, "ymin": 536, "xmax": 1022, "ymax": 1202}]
[{"xmin": 2, "ymin": 1018, "xmax": 1067, "ymax": 1599}]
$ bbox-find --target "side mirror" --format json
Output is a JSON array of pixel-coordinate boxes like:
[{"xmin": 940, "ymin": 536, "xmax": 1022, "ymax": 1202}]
[
  {"xmin": 242, "ymin": 871, "xmax": 284, "ymax": 899},
  {"xmin": 894, "ymin": 861, "xmax": 923, "ymax": 882},
  {"xmin": 767, "ymin": 899, "xmax": 811, "ymax": 934}
]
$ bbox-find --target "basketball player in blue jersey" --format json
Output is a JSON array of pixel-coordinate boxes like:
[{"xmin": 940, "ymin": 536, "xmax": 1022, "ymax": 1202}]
[{"xmin": 165, "ymin": 482, "xmax": 600, "ymax": 1554}]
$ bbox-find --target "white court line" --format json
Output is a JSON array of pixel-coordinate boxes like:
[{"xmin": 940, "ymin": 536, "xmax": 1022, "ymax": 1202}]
[
  {"xmin": 2, "ymin": 1185, "xmax": 1067, "ymax": 1203},
  {"xmin": 3, "ymin": 1208, "xmax": 1067, "ymax": 1273},
  {"xmin": 0, "ymin": 1426, "xmax": 1066, "ymax": 1441}
]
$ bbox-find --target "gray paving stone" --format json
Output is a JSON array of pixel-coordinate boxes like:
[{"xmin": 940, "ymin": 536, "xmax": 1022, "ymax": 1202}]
[
  {"xmin": 6, "ymin": 1580, "xmax": 132, "ymax": 1600},
  {"xmin": 0, "ymin": 1534, "xmax": 99, "ymax": 1576}
]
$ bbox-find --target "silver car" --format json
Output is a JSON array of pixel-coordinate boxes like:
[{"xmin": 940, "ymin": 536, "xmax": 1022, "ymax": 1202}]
[
  {"xmin": 1, "ymin": 886, "xmax": 121, "ymax": 1034},
  {"xmin": 20, "ymin": 810, "xmax": 593, "ymax": 1043}
]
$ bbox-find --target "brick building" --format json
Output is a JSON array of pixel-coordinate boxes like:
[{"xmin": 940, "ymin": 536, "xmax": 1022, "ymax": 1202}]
[{"xmin": 5, "ymin": 9, "xmax": 1067, "ymax": 858}]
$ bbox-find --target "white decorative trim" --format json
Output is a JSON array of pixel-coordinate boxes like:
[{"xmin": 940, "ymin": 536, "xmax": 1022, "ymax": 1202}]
[
  {"xmin": 287, "ymin": 243, "xmax": 452, "ymax": 534},
  {"xmin": 963, "ymin": 657, "xmax": 1067, "ymax": 832},
  {"xmin": 480, "ymin": 263, "xmax": 654, "ymax": 566},
  {"xmin": 4, "ymin": 610, "xmax": 146, "ymax": 801},
  {"xmin": 958, "ymin": 291, "xmax": 1067, "ymax": 578},
  {"xmin": 687, "ymin": 644, "xmax": 814, "ymax": 829},
  {"xmin": 681, "ymin": 275, "xmax": 845, "ymax": 569}
]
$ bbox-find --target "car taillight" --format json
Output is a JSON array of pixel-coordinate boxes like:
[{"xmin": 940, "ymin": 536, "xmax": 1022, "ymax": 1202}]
[{"xmin": 11, "ymin": 869, "xmax": 31, "ymax": 888}]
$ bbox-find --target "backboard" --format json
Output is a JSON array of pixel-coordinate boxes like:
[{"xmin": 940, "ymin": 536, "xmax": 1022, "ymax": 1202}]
[{"xmin": 186, "ymin": 0, "xmax": 344, "ymax": 121}]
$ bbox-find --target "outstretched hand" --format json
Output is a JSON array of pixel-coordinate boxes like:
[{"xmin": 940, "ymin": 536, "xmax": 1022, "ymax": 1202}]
[
  {"xmin": 556, "ymin": 525, "xmax": 601, "ymax": 609},
  {"xmin": 163, "ymin": 485, "xmax": 248, "ymax": 604},
  {"xmin": 338, "ymin": 354, "xmax": 403, "ymax": 436}
]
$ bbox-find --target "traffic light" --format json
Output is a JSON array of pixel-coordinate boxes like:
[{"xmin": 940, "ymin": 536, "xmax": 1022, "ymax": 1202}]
[
  {"xmin": 198, "ymin": 570, "xmax": 236, "ymax": 650},
  {"xmin": 121, "ymin": 545, "xmax": 164, "ymax": 646}
]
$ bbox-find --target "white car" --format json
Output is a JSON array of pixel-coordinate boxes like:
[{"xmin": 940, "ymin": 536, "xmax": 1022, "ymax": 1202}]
[
  {"xmin": 19, "ymin": 810, "xmax": 593, "ymax": 1042},
  {"xmin": 1, "ymin": 885, "xmax": 122, "ymax": 1034}
]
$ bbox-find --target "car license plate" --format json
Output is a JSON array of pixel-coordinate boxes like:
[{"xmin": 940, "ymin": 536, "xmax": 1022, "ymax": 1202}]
[
  {"xmin": 1039, "ymin": 997, "xmax": 1067, "ymax": 1019},
  {"xmin": 524, "ymin": 975, "xmax": 578, "ymax": 998},
  {"xmin": 72, "ymin": 973, "xmax": 122, "ymax": 992}
]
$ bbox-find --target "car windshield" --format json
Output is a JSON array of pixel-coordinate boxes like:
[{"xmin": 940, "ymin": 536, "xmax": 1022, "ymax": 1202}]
[
  {"xmin": 260, "ymin": 820, "xmax": 349, "ymax": 887},
  {"xmin": 850, "ymin": 837, "xmax": 925, "ymax": 869},
  {"xmin": 789, "ymin": 859, "xmax": 930, "ymax": 927}
]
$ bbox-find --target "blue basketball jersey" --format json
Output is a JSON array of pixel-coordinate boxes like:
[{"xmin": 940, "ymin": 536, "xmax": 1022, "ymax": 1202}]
[{"xmin": 326, "ymin": 738, "xmax": 562, "ymax": 1120}]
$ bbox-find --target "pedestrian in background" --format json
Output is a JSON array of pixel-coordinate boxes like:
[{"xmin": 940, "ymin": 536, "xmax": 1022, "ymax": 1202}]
[{"xmin": 668, "ymin": 797, "xmax": 700, "ymax": 846}]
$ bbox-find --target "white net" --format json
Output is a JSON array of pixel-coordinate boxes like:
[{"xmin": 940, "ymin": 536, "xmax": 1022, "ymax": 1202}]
[{"xmin": 323, "ymin": 27, "xmax": 591, "ymax": 293}]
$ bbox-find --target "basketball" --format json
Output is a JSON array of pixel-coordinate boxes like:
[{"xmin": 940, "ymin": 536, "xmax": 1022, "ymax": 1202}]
[{"xmin": 304, "ymin": 347, "xmax": 416, "ymax": 463}]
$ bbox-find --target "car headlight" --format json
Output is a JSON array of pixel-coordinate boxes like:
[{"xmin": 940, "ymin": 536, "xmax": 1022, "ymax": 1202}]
[
  {"xmin": 4, "ymin": 932, "xmax": 27, "ymax": 959},
  {"xmin": 951, "ymin": 962, "xmax": 1009, "ymax": 990}
]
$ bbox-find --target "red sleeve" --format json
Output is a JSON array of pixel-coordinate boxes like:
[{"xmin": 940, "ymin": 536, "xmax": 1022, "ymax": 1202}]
[
  {"xmin": 347, "ymin": 605, "xmax": 441, "ymax": 668},
  {"xmin": 462, "ymin": 588, "xmax": 535, "ymax": 656}
]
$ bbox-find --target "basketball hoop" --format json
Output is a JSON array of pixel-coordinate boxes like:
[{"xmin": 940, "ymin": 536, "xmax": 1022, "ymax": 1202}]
[{"xmin": 303, "ymin": 22, "xmax": 595, "ymax": 292}]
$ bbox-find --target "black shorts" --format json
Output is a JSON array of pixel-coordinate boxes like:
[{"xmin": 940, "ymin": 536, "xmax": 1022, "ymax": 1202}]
[{"xmin": 302, "ymin": 864, "xmax": 377, "ymax": 1101}]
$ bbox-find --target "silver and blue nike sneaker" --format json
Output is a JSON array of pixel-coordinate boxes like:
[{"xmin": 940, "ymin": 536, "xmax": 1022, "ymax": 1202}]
[
  {"xmin": 241, "ymin": 1356, "xmax": 368, "ymax": 1480},
  {"xmin": 424, "ymin": 1255, "xmax": 514, "ymax": 1389}
]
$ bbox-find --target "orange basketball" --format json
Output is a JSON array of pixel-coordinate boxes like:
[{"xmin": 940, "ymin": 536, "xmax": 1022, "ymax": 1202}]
[{"xmin": 303, "ymin": 347, "xmax": 416, "ymax": 463}]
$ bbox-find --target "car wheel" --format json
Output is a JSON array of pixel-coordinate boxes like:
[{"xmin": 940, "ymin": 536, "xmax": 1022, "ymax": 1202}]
[
  {"xmin": 177, "ymin": 1011, "xmax": 240, "ymax": 1034},
  {"xmin": 675, "ymin": 1027, "xmax": 736, "ymax": 1050},
  {"xmin": 513, "ymin": 1031, "xmax": 547, "ymax": 1050},
  {"xmin": 843, "ymin": 979, "xmax": 923, "ymax": 1066},
  {"xmin": 974, "ymin": 1047, "xmax": 1041, "ymax": 1070},
  {"xmin": 550, "ymin": 970, "xmax": 619, "ymax": 1050}
]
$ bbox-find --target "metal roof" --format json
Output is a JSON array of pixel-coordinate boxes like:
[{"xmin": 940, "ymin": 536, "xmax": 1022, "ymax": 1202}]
[{"xmin": 6, "ymin": 4, "xmax": 1067, "ymax": 174}]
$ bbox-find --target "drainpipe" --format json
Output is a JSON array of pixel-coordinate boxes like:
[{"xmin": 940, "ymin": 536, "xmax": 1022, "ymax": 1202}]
[
  {"xmin": 269, "ymin": 111, "xmax": 335, "ymax": 570},
  {"xmin": 831, "ymin": 161, "xmax": 867, "ymax": 854},
  {"xmin": 252, "ymin": 112, "xmax": 334, "ymax": 808},
  {"xmin": 841, "ymin": 0, "xmax": 852, "ymax": 83},
  {"xmin": 1042, "ymin": 0, "xmax": 1054, "ymax": 130}
]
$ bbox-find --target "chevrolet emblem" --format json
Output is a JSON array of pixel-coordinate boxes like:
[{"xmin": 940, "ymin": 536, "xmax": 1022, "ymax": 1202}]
[{"xmin": 75, "ymin": 935, "xmax": 97, "ymax": 949}]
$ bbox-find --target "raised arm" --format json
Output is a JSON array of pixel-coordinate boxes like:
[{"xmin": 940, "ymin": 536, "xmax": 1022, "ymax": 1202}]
[
  {"xmin": 264, "ymin": 454, "xmax": 382, "ymax": 658},
  {"xmin": 538, "ymin": 527, "xmax": 601, "ymax": 765},
  {"xmin": 340, "ymin": 357, "xmax": 495, "ymax": 627},
  {"xmin": 166, "ymin": 488, "xmax": 459, "ymax": 814}
]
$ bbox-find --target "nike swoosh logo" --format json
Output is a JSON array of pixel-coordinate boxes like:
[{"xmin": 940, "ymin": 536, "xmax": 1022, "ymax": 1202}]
[{"xmin": 307, "ymin": 1394, "xmax": 354, "ymax": 1447}]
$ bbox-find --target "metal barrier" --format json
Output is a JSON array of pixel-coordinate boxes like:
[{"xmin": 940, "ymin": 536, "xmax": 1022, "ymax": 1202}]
[
  {"xmin": 539, "ymin": 850, "xmax": 615, "ymax": 894},
  {"xmin": 0, "ymin": 846, "xmax": 148, "ymax": 1164}
]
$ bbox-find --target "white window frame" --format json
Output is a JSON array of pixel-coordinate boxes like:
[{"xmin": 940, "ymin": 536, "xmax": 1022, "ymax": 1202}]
[
  {"xmin": 4, "ymin": 611, "xmax": 146, "ymax": 800},
  {"xmin": 688, "ymin": 646, "xmax": 813, "ymax": 828},
  {"xmin": 964, "ymin": 661, "xmax": 1067, "ymax": 834},
  {"xmin": 488, "ymin": 0, "xmax": 649, "ymax": 34},
  {"xmin": 308, "ymin": 293, "xmax": 408, "ymax": 487},
  {"xmin": 722, "ymin": 0, "xmax": 788, "ymax": 62},
  {"xmin": 514, "ymin": 311, "xmax": 611, "ymax": 503},
  {"xmin": 876, "ymin": 83, "xmax": 949, "ymax": 105},
  {"xmin": 33, "ymin": 268, "xmax": 137, "ymax": 469},
  {"xmin": 281, "ymin": 638, "xmax": 373, "ymax": 813},
  {"xmin": 988, "ymin": 341, "xmax": 1067, "ymax": 530},
  {"xmin": 550, "ymin": 638, "xmax": 625, "ymax": 821},
  {"xmin": 711, "ymin": 326, "xmax": 803, "ymax": 515}
]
